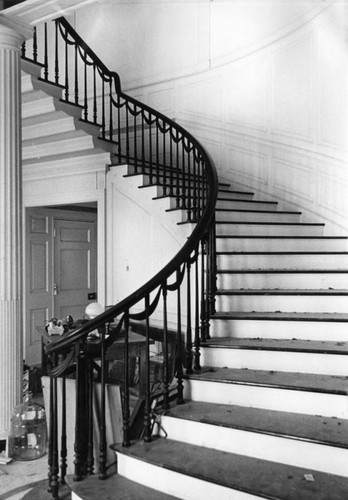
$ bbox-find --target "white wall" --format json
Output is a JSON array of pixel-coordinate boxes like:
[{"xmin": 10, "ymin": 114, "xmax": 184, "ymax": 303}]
[{"xmin": 74, "ymin": 0, "xmax": 348, "ymax": 236}]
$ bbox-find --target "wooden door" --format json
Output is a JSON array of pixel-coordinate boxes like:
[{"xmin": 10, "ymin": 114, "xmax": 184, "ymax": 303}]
[
  {"xmin": 25, "ymin": 210, "xmax": 54, "ymax": 366},
  {"xmin": 25, "ymin": 209, "xmax": 97, "ymax": 366},
  {"xmin": 54, "ymin": 217, "xmax": 97, "ymax": 321}
]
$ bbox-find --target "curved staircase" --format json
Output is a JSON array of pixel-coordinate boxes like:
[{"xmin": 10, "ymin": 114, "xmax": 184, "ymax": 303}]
[
  {"xmin": 111, "ymin": 188, "xmax": 348, "ymax": 499},
  {"xmin": 20, "ymin": 22, "xmax": 348, "ymax": 500}
]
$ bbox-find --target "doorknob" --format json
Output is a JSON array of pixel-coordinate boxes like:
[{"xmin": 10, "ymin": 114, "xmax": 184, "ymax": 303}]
[{"xmin": 53, "ymin": 283, "xmax": 58, "ymax": 295}]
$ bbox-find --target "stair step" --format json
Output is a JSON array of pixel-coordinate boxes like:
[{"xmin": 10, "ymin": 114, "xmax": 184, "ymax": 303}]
[
  {"xmin": 211, "ymin": 311, "xmax": 348, "ymax": 341},
  {"xmin": 114, "ymin": 437, "xmax": 348, "ymax": 500},
  {"xmin": 217, "ymin": 252, "xmax": 348, "ymax": 270},
  {"xmin": 216, "ymin": 236, "xmax": 348, "ymax": 252},
  {"xmin": 183, "ymin": 367, "xmax": 348, "ymax": 417},
  {"xmin": 216, "ymin": 198, "xmax": 278, "ymax": 210},
  {"xmin": 161, "ymin": 401, "xmax": 348, "ymax": 477},
  {"xmin": 217, "ymin": 269, "xmax": 348, "ymax": 290},
  {"xmin": 218, "ymin": 188, "xmax": 255, "ymax": 200},
  {"xmin": 65, "ymin": 472, "xmax": 178, "ymax": 500},
  {"xmin": 215, "ymin": 289, "xmax": 348, "ymax": 313},
  {"xmin": 216, "ymin": 222, "xmax": 324, "ymax": 236},
  {"xmin": 200, "ymin": 337, "xmax": 348, "ymax": 375},
  {"xmin": 216, "ymin": 209, "xmax": 301, "ymax": 223}
]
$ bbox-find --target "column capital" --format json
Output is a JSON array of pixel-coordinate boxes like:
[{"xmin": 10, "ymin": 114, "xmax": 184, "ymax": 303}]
[{"xmin": 0, "ymin": 14, "xmax": 32, "ymax": 49}]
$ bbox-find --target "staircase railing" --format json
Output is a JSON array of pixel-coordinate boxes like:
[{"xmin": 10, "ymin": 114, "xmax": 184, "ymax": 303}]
[{"xmin": 22, "ymin": 17, "xmax": 218, "ymax": 500}]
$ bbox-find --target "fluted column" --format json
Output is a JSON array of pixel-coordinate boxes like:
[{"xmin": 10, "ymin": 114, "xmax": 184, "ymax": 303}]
[{"xmin": 0, "ymin": 21, "xmax": 25, "ymax": 444}]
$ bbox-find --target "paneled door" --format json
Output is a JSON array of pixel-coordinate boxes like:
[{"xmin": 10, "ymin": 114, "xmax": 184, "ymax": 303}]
[
  {"xmin": 53, "ymin": 218, "xmax": 97, "ymax": 321},
  {"xmin": 25, "ymin": 208, "xmax": 97, "ymax": 366}
]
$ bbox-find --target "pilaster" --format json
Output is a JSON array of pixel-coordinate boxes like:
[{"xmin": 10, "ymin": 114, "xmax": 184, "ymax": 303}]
[{"xmin": 0, "ymin": 21, "xmax": 25, "ymax": 443}]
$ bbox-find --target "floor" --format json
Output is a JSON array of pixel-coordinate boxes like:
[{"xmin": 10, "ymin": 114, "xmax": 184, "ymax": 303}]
[{"xmin": 0, "ymin": 454, "xmax": 48, "ymax": 500}]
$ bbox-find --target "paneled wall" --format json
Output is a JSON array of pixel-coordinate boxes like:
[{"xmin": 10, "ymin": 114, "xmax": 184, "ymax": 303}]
[{"xmin": 75, "ymin": 0, "xmax": 348, "ymax": 235}]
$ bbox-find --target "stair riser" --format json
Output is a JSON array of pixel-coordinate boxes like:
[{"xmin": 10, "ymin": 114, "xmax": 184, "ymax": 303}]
[
  {"xmin": 218, "ymin": 191, "xmax": 254, "ymax": 201},
  {"xmin": 22, "ymin": 97, "xmax": 57, "ymax": 119},
  {"xmin": 210, "ymin": 318, "xmax": 348, "ymax": 341},
  {"xmin": 23, "ymin": 135, "xmax": 95, "ymax": 160},
  {"xmin": 216, "ymin": 238, "xmax": 348, "ymax": 253},
  {"xmin": 216, "ymin": 224, "xmax": 324, "ymax": 236},
  {"xmin": 23, "ymin": 117, "xmax": 76, "ymax": 141},
  {"xmin": 216, "ymin": 211, "xmax": 301, "ymax": 223},
  {"xmin": 160, "ymin": 417, "xmax": 348, "ymax": 478},
  {"xmin": 217, "ymin": 254, "xmax": 348, "ymax": 270},
  {"xmin": 217, "ymin": 272, "xmax": 348, "ymax": 290},
  {"xmin": 183, "ymin": 379, "xmax": 348, "ymax": 418},
  {"xmin": 216, "ymin": 294, "xmax": 348, "ymax": 313},
  {"xmin": 200, "ymin": 348, "xmax": 348, "ymax": 376},
  {"xmin": 216, "ymin": 200, "xmax": 278, "ymax": 211},
  {"xmin": 116, "ymin": 453, "xmax": 254, "ymax": 500}
]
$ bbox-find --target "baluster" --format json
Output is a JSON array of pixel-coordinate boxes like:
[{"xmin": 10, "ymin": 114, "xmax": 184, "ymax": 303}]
[
  {"xmin": 133, "ymin": 105, "xmax": 138, "ymax": 171},
  {"xmin": 93, "ymin": 64, "xmax": 97, "ymax": 124},
  {"xmin": 60, "ymin": 375, "xmax": 67, "ymax": 485},
  {"xmin": 99, "ymin": 327, "xmax": 107, "ymax": 479},
  {"xmin": 123, "ymin": 311, "xmax": 130, "ymax": 447},
  {"xmin": 162, "ymin": 127, "xmax": 167, "ymax": 195},
  {"xmin": 33, "ymin": 26, "xmax": 38, "ymax": 62},
  {"xmin": 74, "ymin": 344, "xmax": 87, "ymax": 481},
  {"xmin": 74, "ymin": 43, "xmax": 79, "ymax": 105},
  {"xmin": 141, "ymin": 110, "xmax": 145, "ymax": 168},
  {"xmin": 102, "ymin": 78, "xmax": 106, "ymax": 138},
  {"xmin": 187, "ymin": 149, "xmax": 192, "ymax": 221},
  {"xmin": 156, "ymin": 120, "xmax": 160, "ymax": 185},
  {"xmin": 143, "ymin": 294, "xmax": 152, "ymax": 442},
  {"xmin": 44, "ymin": 23, "xmax": 48, "ymax": 80},
  {"xmin": 176, "ymin": 268, "xmax": 184, "ymax": 404},
  {"xmin": 169, "ymin": 127, "xmax": 174, "ymax": 196},
  {"xmin": 185, "ymin": 259, "xmax": 193, "ymax": 374},
  {"xmin": 54, "ymin": 21, "xmax": 59, "ymax": 84},
  {"xmin": 47, "ymin": 369, "xmax": 53, "ymax": 494},
  {"xmin": 117, "ymin": 94, "xmax": 122, "ymax": 162},
  {"xmin": 86, "ymin": 358, "xmax": 94, "ymax": 475},
  {"xmin": 148, "ymin": 115, "xmax": 153, "ymax": 183},
  {"xmin": 208, "ymin": 219, "xmax": 217, "ymax": 317},
  {"xmin": 51, "ymin": 375, "xmax": 59, "ymax": 499},
  {"xmin": 200, "ymin": 237, "xmax": 207, "ymax": 343},
  {"xmin": 125, "ymin": 104, "xmax": 130, "ymax": 163},
  {"xmin": 162, "ymin": 282, "xmax": 169, "ymax": 410},
  {"xmin": 204, "ymin": 232, "xmax": 211, "ymax": 340},
  {"xmin": 180, "ymin": 138, "xmax": 186, "ymax": 209},
  {"xmin": 84, "ymin": 52, "xmax": 88, "ymax": 120},
  {"xmin": 109, "ymin": 80, "xmax": 113, "ymax": 141},
  {"xmin": 64, "ymin": 27, "xmax": 69, "ymax": 101},
  {"xmin": 194, "ymin": 249, "xmax": 201, "ymax": 371}
]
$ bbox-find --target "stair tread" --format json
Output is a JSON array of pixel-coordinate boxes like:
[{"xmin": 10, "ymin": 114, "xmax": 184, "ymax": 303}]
[
  {"xmin": 216, "ymin": 221, "xmax": 324, "ymax": 226},
  {"xmin": 115, "ymin": 437, "xmax": 348, "ymax": 500},
  {"xmin": 216, "ymin": 208, "xmax": 301, "ymax": 214},
  {"xmin": 166, "ymin": 401, "xmax": 348, "ymax": 448},
  {"xmin": 202, "ymin": 337, "xmax": 348, "ymax": 354},
  {"xmin": 186, "ymin": 366, "xmax": 348, "ymax": 394},
  {"xmin": 65, "ymin": 472, "xmax": 178, "ymax": 500},
  {"xmin": 216, "ymin": 289, "xmax": 348, "ymax": 295},
  {"xmin": 217, "ymin": 197, "xmax": 277, "ymax": 204},
  {"xmin": 218, "ymin": 269, "xmax": 348, "ymax": 274},
  {"xmin": 216, "ymin": 235, "xmax": 348, "ymax": 239},
  {"xmin": 213, "ymin": 311, "xmax": 348, "ymax": 322},
  {"xmin": 217, "ymin": 251, "xmax": 348, "ymax": 255}
]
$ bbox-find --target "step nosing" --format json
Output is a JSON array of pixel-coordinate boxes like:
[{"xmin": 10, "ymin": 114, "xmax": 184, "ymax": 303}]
[
  {"xmin": 166, "ymin": 414, "xmax": 348, "ymax": 450},
  {"xmin": 186, "ymin": 374, "xmax": 348, "ymax": 395}
]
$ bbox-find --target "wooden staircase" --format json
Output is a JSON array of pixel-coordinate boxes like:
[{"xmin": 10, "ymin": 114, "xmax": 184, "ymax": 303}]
[
  {"xmin": 21, "ymin": 61, "xmax": 348, "ymax": 499},
  {"xmin": 111, "ymin": 187, "xmax": 348, "ymax": 499}
]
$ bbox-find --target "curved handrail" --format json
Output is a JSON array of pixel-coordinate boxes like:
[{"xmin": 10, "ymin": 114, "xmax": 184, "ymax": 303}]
[{"xmin": 34, "ymin": 17, "xmax": 219, "ymax": 355}]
